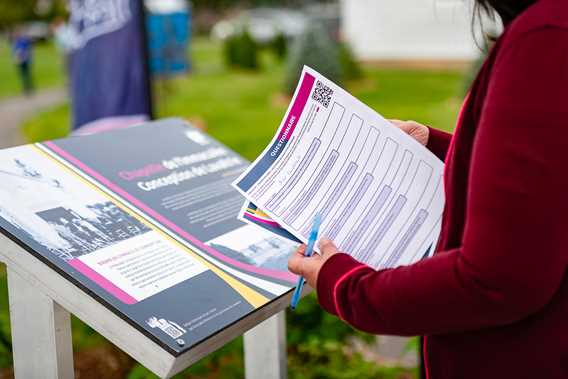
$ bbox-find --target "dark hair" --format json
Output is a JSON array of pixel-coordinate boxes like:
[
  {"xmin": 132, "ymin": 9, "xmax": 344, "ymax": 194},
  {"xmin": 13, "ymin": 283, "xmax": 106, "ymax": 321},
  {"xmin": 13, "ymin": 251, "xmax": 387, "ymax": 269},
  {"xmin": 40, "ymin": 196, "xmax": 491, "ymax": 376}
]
[{"xmin": 474, "ymin": 0, "xmax": 537, "ymax": 25}]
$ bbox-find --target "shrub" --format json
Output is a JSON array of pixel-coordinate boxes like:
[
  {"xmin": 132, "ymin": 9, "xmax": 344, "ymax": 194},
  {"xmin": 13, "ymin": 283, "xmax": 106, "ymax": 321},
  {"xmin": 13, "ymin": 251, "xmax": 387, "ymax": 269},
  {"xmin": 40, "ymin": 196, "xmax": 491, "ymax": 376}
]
[
  {"xmin": 271, "ymin": 32, "xmax": 288, "ymax": 60},
  {"xmin": 224, "ymin": 29, "xmax": 260, "ymax": 70},
  {"xmin": 284, "ymin": 22, "xmax": 342, "ymax": 94},
  {"xmin": 338, "ymin": 43, "xmax": 363, "ymax": 81}
]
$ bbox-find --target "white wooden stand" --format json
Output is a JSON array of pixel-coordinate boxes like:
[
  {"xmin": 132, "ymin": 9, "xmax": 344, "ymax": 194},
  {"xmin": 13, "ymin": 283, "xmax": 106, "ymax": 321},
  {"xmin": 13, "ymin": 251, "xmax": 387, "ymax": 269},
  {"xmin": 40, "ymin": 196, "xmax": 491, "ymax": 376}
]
[
  {"xmin": 8, "ymin": 268, "xmax": 74, "ymax": 379},
  {"xmin": 0, "ymin": 233, "xmax": 289, "ymax": 379},
  {"xmin": 244, "ymin": 311, "xmax": 287, "ymax": 379}
]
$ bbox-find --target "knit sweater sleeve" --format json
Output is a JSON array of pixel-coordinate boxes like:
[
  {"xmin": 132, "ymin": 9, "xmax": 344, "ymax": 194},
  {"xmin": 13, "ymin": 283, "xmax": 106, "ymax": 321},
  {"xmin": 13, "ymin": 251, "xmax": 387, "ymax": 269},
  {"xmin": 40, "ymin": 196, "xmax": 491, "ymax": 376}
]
[
  {"xmin": 426, "ymin": 127, "xmax": 452, "ymax": 161},
  {"xmin": 316, "ymin": 28, "xmax": 568, "ymax": 335}
]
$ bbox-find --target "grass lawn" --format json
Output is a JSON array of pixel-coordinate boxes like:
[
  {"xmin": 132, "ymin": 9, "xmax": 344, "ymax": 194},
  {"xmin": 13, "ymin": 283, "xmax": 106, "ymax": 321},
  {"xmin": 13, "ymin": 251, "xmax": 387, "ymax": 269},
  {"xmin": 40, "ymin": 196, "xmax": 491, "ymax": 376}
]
[
  {"xmin": 13, "ymin": 37, "xmax": 468, "ymax": 378},
  {"xmin": 22, "ymin": 38, "xmax": 466, "ymax": 157},
  {"xmin": 155, "ymin": 39, "xmax": 465, "ymax": 161},
  {"xmin": 0, "ymin": 40, "xmax": 64, "ymax": 99}
]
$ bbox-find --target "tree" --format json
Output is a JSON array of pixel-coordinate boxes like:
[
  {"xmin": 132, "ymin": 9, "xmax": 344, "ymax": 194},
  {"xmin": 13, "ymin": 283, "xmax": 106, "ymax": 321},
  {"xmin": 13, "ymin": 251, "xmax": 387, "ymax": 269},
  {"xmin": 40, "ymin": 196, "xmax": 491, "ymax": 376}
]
[
  {"xmin": 284, "ymin": 22, "xmax": 342, "ymax": 94},
  {"xmin": 0, "ymin": 0, "xmax": 37, "ymax": 30},
  {"xmin": 0, "ymin": 0, "xmax": 67, "ymax": 31}
]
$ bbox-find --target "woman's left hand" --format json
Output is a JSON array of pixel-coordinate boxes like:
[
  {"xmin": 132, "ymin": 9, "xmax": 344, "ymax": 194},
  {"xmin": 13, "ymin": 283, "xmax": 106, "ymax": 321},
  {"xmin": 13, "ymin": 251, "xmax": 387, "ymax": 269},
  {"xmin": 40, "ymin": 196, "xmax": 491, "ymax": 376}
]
[{"xmin": 288, "ymin": 238, "xmax": 339, "ymax": 288}]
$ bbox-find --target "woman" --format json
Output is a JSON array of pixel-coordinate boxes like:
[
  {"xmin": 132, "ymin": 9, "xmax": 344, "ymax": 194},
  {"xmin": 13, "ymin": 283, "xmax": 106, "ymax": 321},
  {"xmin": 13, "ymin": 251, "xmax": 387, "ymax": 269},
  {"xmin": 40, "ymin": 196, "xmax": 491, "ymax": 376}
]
[{"xmin": 288, "ymin": 0, "xmax": 568, "ymax": 377}]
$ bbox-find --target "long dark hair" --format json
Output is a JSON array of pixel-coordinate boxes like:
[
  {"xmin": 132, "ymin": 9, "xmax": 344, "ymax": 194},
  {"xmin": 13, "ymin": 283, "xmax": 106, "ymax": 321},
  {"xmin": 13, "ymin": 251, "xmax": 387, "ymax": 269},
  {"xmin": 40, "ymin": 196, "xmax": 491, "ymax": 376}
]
[{"xmin": 474, "ymin": 0, "xmax": 538, "ymax": 25}]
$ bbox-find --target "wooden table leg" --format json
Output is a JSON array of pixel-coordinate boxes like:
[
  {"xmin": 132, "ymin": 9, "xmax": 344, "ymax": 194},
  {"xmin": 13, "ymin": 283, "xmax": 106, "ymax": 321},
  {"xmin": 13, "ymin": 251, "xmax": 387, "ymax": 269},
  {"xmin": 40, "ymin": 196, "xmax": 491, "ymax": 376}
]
[
  {"xmin": 244, "ymin": 311, "xmax": 287, "ymax": 379},
  {"xmin": 7, "ymin": 266, "xmax": 74, "ymax": 379}
]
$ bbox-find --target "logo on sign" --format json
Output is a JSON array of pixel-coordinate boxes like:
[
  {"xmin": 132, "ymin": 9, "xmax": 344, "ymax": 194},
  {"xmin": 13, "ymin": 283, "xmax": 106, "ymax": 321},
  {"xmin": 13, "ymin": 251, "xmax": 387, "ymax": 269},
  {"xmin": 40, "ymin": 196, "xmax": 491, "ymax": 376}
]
[
  {"xmin": 185, "ymin": 130, "xmax": 210, "ymax": 146},
  {"xmin": 146, "ymin": 316, "xmax": 187, "ymax": 340}
]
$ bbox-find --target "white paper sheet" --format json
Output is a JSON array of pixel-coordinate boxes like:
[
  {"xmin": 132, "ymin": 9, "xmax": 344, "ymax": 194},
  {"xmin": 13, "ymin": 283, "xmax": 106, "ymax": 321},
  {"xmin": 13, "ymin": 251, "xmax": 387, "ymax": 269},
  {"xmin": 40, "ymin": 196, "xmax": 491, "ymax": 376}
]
[{"xmin": 234, "ymin": 66, "xmax": 445, "ymax": 270}]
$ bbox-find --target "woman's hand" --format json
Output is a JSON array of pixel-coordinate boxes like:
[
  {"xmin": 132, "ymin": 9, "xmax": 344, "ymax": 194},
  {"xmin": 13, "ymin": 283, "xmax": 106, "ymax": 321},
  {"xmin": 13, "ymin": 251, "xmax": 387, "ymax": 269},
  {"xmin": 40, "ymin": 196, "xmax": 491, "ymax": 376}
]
[
  {"xmin": 390, "ymin": 119, "xmax": 429, "ymax": 146},
  {"xmin": 288, "ymin": 238, "xmax": 339, "ymax": 288}
]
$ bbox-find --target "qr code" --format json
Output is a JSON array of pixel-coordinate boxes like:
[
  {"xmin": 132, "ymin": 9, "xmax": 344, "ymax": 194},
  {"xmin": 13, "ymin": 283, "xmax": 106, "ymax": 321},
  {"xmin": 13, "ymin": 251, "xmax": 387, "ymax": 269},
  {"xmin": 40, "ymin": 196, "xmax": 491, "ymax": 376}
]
[
  {"xmin": 163, "ymin": 325, "xmax": 184, "ymax": 339},
  {"xmin": 312, "ymin": 80, "xmax": 333, "ymax": 108}
]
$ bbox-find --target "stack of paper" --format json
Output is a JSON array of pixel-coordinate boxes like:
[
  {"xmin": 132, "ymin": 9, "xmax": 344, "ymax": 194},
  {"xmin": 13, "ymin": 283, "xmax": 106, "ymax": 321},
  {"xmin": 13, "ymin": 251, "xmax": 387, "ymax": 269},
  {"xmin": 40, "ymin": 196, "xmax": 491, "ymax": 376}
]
[{"xmin": 233, "ymin": 66, "xmax": 445, "ymax": 270}]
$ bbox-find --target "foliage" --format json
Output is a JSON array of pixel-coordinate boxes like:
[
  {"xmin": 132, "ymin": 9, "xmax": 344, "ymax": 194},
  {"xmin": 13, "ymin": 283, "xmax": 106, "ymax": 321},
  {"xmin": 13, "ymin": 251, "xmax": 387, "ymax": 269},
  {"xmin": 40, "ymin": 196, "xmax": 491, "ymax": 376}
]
[
  {"xmin": 224, "ymin": 29, "xmax": 260, "ymax": 70},
  {"xmin": 0, "ymin": 0, "xmax": 36, "ymax": 30},
  {"xmin": 403, "ymin": 337, "xmax": 420, "ymax": 355},
  {"xmin": 284, "ymin": 22, "xmax": 342, "ymax": 94},
  {"xmin": 289, "ymin": 338, "xmax": 416, "ymax": 379},
  {"xmin": 287, "ymin": 294, "xmax": 373, "ymax": 347},
  {"xmin": 0, "ymin": 0, "xmax": 67, "ymax": 30},
  {"xmin": 0, "ymin": 266, "xmax": 11, "ymax": 368},
  {"xmin": 127, "ymin": 338, "xmax": 245, "ymax": 379},
  {"xmin": 271, "ymin": 32, "xmax": 288, "ymax": 60},
  {"xmin": 338, "ymin": 43, "xmax": 362, "ymax": 81}
]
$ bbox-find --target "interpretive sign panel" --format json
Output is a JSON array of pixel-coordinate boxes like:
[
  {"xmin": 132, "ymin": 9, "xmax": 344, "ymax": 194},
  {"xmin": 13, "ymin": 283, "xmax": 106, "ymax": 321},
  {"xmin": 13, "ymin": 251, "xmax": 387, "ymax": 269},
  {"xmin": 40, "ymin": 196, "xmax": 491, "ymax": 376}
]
[{"xmin": 0, "ymin": 119, "xmax": 297, "ymax": 355}]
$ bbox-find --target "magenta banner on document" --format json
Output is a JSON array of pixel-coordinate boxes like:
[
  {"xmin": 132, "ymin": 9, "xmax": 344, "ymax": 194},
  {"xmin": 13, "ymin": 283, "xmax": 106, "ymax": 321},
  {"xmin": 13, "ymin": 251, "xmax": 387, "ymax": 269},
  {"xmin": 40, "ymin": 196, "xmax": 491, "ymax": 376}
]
[{"xmin": 236, "ymin": 71, "xmax": 315, "ymax": 192}]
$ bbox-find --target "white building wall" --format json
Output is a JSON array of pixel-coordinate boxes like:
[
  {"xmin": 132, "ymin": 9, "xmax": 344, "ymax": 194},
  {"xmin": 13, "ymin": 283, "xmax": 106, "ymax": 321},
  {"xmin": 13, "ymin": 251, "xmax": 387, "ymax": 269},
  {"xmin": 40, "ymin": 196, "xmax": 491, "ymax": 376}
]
[{"xmin": 341, "ymin": 0, "xmax": 481, "ymax": 61}]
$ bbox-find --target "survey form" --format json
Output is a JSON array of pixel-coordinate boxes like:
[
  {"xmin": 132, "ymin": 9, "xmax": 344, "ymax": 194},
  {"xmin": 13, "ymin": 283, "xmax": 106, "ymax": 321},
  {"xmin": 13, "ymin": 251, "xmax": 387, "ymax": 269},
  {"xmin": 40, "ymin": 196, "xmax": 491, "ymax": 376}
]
[{"xmin": 233, "ymin": 66, "xmax": 445, "ymax": 270}]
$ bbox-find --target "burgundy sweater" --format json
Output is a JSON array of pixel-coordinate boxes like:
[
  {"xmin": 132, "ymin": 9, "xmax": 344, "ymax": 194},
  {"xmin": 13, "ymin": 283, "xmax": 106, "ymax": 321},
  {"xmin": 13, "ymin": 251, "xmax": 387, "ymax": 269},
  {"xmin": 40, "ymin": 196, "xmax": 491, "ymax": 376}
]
[{"xmin": 316, "ymin": 1, "xmax": 568, "ymax": 377}]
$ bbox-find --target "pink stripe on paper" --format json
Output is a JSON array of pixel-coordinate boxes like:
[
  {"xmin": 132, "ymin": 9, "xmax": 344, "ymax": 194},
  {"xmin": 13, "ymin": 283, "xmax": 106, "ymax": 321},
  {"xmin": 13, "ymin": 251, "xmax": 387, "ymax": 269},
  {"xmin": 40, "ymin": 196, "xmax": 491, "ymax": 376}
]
[
  {"xmin": 277, "ymin": 72, "xmax": 316, "ymax": 141},
  {"xmin": 69, "ymin": 259, "xmax": 138, "ymax": 304},
  {"xmin": 44, "ymin": 142, "xmax": 296, "ymax": 284},
  {"xmin": 423, "ymin": 336, "xmax": 431, "ymax": 379},
  {"xmin": 244, "ymin": 212, "xmax": 282, "ymax": 228}
]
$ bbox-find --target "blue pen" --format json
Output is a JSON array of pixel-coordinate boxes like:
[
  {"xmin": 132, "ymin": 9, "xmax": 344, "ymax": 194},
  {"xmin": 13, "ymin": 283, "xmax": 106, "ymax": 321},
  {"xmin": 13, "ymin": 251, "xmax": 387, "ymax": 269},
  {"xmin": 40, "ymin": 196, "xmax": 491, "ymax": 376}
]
[{"xmin": 290, "ymin": 213, "xmax": 322, "ymax": 310}]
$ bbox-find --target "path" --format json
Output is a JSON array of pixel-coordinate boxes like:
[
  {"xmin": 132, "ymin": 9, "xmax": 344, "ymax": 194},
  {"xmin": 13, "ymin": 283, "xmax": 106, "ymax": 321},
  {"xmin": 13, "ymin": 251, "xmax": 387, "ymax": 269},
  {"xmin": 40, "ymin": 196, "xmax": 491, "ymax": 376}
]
[{"xmin": 0, "ymin": 88, "xmax": 66, "ymax": 149}]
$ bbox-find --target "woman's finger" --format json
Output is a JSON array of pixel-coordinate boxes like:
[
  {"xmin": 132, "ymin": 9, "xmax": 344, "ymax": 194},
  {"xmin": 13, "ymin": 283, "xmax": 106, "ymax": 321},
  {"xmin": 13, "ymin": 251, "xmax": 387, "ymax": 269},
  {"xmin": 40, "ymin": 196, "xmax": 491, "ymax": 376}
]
[
  {"xmin": 295, "ymin": 244, "xmax": 307, "ymax": 256},
  {"xmin": 319, "ymin": 237, "xmax": 338, "ymax": 257},
  {"xmin": 288, "ymin": 253, "xmax": 306, "ymax": 275}
]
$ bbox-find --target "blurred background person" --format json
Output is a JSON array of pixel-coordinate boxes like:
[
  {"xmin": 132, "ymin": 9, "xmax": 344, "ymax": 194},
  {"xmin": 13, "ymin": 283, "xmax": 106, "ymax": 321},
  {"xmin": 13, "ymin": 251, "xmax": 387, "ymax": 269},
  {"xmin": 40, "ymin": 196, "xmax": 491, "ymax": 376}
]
[
  {"xmin": 52, "ymin": 17, "xmax": 76, "ymax": 62},
  {"xmin": 11, "ymin": 29, "xmax": 34, "ymax": 96},
  {"xmin": 51, "ymin": 16, "xmax": 77, "ymax": 88}
]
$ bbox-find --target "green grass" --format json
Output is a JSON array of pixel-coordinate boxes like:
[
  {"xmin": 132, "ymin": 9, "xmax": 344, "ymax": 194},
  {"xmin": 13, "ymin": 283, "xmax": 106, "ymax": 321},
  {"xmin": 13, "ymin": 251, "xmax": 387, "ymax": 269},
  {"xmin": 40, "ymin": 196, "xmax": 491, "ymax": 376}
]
[
  {"xmin": 21, "ymin": 102, "xmax": 70, "ymax": 141},
  {"xmin": 0, "ymin": 40, "xmax": 64, "ymax": 99},
  {"xmin": 22, "ymin": 38, "xmax": 464, "ymax": 150},
  {"xmin": 153, "ymin": 39, "xmax": 463, "ymax": 161},
  {"xmin": 15, "ymin": 37, "xmax": 466, "ymax": 378}
]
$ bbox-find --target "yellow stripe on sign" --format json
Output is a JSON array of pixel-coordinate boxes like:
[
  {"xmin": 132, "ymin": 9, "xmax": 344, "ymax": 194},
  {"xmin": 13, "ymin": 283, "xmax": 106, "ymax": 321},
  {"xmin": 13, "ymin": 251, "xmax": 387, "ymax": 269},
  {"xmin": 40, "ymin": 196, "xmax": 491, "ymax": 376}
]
[
  {"xmin": 33, "ymin": 144, "xmax": 268, "ymax": 308},
  {"xmin": 248, "ymin": 207, "xmax": 270, "ymax": 219}
]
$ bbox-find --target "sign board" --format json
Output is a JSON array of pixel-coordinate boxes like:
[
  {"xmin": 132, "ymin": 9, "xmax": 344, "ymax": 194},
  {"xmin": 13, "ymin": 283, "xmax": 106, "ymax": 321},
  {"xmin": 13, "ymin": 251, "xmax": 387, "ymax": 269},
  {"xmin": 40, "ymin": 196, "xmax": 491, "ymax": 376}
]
[{"xmin": 0, "ymin": 119, "xmax": 297, "ymax": 358}]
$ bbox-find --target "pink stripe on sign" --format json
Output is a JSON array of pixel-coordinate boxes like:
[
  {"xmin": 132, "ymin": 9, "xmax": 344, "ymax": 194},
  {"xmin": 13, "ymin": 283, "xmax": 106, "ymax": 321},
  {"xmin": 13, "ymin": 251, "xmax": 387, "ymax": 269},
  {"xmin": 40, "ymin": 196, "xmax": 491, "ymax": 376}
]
[
  {"xmin": 44, "ymin": 142, "xmax": 297, "ymax": 284},
  {"xmin": 69, "ymin": 259, "xmax": 138, "ymax": 304},
  {"xmin": 277, "ymin": 72, "xmax": 316, "ymax": 140}
]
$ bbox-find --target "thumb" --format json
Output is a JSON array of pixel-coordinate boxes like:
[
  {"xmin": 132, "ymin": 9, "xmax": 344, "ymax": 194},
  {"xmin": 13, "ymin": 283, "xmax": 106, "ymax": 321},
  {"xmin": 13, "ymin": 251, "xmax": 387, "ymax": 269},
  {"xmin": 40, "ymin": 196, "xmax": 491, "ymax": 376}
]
[{"xmin": 318, "ymin": 237, "xmax": 338, "ymax": 257}]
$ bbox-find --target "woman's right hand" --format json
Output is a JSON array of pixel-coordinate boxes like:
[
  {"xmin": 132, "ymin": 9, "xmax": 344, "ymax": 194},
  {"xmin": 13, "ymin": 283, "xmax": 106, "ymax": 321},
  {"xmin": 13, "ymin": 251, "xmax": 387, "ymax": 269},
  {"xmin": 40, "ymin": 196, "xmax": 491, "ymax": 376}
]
[{"xmin": 390, "ymin": 120, "xmax": 429, "ymax": 146}]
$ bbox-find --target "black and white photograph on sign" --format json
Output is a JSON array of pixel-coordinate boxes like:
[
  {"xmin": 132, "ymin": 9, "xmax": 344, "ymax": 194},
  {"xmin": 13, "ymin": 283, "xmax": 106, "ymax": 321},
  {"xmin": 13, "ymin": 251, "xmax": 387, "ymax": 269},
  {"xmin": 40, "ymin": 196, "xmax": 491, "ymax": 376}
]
[
  {"xmin": 0, "ymin": 145, "xmax": 211, "ymax": 305},
  {"xmin": 36, "ymin": 202, "xmax": 150, "ymax": 257},
  {"xmin": 0, "ymin": 146, "xmax": 151, "ymax": 261},
  {"xmin": 206, "ymin": 224, "xmax": 298, "ymax": 272}
]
